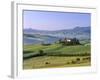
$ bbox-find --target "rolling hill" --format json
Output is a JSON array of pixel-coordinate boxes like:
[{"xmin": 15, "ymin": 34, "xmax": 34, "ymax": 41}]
[{"xmin": 24, "ymin": 26, "xmax": 90, "ymax": 45}]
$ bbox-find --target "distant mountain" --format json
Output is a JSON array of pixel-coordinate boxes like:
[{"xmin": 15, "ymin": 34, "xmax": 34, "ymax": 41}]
[
  {"xmin": 24, "ymin": 27, "xmax": 90, "ymax": 45},
  {"xmin": 24, "ymin": 27, "xmax": 90, "ymax": 35},
  {"xmin": 24, "ymin": 33, "xmax": 60, "ymax": 45},
  {"xmin": 72, "ymin": 26, "xmax": 90, "ymax": 33}
]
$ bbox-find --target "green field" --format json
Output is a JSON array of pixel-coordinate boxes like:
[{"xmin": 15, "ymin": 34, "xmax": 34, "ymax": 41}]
[{"xmin": 23, "ymin": 43, "xmax": 91, "ymax": 69}]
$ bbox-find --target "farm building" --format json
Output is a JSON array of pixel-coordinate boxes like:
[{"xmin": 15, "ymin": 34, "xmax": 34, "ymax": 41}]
[{"xmin": 59, "ymin": 37, "xmax": 80, "ymax": 45}]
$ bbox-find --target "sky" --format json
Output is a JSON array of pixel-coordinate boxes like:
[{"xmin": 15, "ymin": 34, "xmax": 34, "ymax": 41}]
[{"xmin": 23, "ymin": 10, "xmax": 91, "ymax": 31}]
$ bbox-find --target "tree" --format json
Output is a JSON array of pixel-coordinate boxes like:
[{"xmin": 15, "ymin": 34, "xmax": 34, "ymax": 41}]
[
  {"xmin": 76, "ymin": 58, "xmax": 80, "ymax": 61},
  {"xmin": 39, "ymin": 50, "xmax": 44, "ymax": 56},
  {"xmin": 72, "ymin": 38, "xmax": 80, "ymax": 45}
]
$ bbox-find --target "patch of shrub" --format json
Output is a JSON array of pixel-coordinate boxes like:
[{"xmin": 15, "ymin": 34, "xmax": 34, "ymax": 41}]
[
  {"xmin": 71, "ymin": 60, "xmax": 76, "ymax": 64},
  {"xmin": 82, "ymin": 57, "xmax": 91, "ymax": 61},
  {"xmin": 23, "ymin": 50, "xmax": 46, "ymax": 60},
  {"xmin": 45, "ymin": 62, "xmax": 50, "ymax": 64},
  {"xmin": 76, "ymin": 58, "xmax": 80, "ymax": 61},
  {"xmin": 46, "ymin": 52, "xmax": 90, "ymax": 57},
  {"xmin": 66, "ymin": 62, "xmax": 70, "ymax": 64}
]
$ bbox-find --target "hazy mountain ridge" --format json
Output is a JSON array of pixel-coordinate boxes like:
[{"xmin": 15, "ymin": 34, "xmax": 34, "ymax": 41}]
[{"xmin": 24, "ymin": 27, "xmax": 90, "ymax": 45}]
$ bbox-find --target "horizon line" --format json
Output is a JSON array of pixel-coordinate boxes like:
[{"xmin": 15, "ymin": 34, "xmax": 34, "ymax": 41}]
[{"xmin": 23, "ymin": 26, "xmax": 90, "ymax": 31}]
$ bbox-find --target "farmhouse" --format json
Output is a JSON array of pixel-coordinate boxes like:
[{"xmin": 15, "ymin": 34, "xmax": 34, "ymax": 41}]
[{"xmin": 59, "ymin": 37, "xmax": 80, "ymax": 45}]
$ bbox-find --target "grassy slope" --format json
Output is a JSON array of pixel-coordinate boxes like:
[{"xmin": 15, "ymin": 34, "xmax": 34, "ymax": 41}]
[
  {"xmin": 23, "ymin": 56, "xmax": 90, "ymax": 69},
  {"xmin": 23, "ymin": 44, "xmax": 91, "ymax": 69},
  {"xmin": 24, "ymin": 44, "xmax": 90, "ymax": 55}
]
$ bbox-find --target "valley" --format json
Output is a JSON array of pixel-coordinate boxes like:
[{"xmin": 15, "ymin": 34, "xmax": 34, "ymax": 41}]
[{"xmin": 23, "ymin": 27, "xmax": 91, "ymax": 69}]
